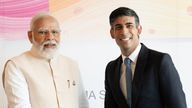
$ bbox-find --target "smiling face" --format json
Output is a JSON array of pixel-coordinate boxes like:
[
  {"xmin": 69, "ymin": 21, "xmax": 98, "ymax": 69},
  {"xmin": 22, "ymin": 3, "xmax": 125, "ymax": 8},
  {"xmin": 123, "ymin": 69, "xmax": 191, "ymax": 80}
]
[{"xmin": 110, "ymin": 16, "xmax": 142, "ymax": 56}]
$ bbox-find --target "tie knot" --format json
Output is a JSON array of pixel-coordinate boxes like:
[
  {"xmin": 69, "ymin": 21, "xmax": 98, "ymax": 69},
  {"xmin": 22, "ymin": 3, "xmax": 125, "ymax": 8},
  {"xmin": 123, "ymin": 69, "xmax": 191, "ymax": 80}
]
[{"xmin": 124, "ymin": 58, "xmax": 131, "ymax": 66}]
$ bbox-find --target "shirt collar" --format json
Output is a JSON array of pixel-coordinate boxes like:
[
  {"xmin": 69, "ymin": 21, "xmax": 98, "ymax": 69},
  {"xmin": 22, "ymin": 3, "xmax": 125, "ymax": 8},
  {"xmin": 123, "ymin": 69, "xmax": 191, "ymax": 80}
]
[{"xmin": 122, "ymin": 43, "xmax": 141, "ymax": 64}]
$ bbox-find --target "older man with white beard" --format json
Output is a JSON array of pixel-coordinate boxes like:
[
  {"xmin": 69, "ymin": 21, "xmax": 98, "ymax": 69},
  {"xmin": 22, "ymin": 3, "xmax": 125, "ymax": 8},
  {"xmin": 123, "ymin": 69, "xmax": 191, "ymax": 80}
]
[{"xmin": 2, "ymin": 12, "xmax": 89, "ymax": 108}]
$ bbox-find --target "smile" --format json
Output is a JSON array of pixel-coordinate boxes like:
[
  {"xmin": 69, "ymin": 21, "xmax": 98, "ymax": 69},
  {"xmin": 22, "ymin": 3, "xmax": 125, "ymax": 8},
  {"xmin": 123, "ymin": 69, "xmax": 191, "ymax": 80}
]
[{"xmin": 120, "ymin": 37, "xmax": 132, "ymax": 41}]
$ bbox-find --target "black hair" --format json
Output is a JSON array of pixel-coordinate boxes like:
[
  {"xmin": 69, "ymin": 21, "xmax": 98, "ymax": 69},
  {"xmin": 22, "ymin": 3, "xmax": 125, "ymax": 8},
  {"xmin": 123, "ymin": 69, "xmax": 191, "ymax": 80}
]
[{"xmin": 109, "ymin": 7, "xmax": 140, "ymax": 27}]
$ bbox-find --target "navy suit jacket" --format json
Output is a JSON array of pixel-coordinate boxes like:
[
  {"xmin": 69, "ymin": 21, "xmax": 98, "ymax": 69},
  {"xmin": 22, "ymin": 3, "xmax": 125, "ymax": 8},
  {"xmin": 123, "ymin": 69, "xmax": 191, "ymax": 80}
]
[{"xmin": 104, "ymin": 44, "xmax": 187, "ymax": 108}]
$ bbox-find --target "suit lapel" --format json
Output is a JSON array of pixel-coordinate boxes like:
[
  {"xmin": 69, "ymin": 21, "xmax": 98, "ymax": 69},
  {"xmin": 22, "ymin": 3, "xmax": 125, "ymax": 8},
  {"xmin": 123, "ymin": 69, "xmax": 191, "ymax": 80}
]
[
  {"xmin": 112, "ymin": 56, "xmax": 128, "ymax": 107},
  {"xmin": 132, "ymin": 44, "xmax": 149, "ymax": 108}
]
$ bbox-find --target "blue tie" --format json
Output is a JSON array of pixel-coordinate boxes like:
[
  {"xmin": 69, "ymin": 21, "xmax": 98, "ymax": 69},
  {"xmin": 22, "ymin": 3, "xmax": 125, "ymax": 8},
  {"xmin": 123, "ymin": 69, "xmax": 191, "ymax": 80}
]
[{"xmin": 124, "ymin": 58, "xmax": 132, "ymax": 107}]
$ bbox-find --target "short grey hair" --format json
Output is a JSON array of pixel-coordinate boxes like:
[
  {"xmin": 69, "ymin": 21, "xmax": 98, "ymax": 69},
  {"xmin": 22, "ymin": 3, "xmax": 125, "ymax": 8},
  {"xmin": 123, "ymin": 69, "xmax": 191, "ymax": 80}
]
[{"xmin": 29, "ymin": 12, "xmax": 59, "ymax": 31}]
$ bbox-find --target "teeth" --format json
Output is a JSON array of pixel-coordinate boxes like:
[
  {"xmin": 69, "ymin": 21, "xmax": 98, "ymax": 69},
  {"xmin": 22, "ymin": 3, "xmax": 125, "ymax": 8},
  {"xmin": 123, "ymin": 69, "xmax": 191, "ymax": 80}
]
[{"xmin": 121, "ymin": 37, "xmax": 130, "ymax": 41}]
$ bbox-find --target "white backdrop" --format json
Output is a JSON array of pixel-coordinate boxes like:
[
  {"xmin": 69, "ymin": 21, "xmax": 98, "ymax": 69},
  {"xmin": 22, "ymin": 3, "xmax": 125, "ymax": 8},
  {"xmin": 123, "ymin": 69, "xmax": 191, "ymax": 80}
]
[{"xmin": 0, "ymin": 37, "xmax": 191, "ymax": 108}]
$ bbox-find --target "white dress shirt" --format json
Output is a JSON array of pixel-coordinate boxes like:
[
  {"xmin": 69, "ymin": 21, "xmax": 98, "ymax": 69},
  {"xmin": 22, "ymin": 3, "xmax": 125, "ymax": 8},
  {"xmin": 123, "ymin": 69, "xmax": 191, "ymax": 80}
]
[{"xmin": 120, "ymin": 43, "xmax": 141, "ymax": 100}]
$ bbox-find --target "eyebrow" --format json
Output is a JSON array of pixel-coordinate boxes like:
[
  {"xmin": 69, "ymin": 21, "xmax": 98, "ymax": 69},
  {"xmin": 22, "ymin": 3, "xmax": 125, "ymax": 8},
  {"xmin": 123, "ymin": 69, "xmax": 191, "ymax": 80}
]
[
  {"xmin": 126, "ymin": 22, "xmax": 134, "ymax": 25},
  {"xmin": 114, "ymin": 22, "xmax": 134, "ymax": 27}
]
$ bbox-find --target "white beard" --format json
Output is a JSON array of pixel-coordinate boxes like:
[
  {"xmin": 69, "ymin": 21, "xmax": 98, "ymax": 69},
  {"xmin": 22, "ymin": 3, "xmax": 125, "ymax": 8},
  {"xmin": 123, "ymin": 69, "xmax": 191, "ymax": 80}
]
[{"xmin": 32, "ymin": 37, "xmax": 60, "ymax": 59}]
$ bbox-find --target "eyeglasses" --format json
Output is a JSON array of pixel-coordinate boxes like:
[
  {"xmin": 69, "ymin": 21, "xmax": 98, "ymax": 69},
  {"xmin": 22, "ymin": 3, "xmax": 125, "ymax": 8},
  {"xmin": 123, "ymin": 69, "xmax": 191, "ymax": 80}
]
[{"xmin": 32, "ymin": 29, "xmax": 61, "ymax": 37}]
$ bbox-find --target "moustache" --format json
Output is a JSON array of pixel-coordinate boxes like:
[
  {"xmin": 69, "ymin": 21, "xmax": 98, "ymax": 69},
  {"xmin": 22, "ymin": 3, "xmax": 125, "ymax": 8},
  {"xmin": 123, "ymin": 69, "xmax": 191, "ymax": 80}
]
[{"xmin": 42, "ymin": 40, "xmax": 58, "ymax": 46}]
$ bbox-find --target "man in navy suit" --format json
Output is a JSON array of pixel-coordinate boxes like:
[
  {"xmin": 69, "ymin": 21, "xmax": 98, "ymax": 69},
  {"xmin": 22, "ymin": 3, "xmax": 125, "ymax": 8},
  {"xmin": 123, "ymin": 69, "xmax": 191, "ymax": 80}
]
[{"xmin": 104, "ymin": 7, "xmax": 187, "ymax": 108}]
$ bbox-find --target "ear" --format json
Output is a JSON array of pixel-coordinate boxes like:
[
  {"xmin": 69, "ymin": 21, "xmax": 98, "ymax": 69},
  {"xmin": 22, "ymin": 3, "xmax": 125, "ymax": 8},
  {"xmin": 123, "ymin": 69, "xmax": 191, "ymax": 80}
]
[
  {"xmin": 137, "ymin": 25, "xmax": 142, "ymax": 35},
  {"xmin": 110, "ymin": 28, "xmax": 115, "ymax": 39},
  {"xmin": 28, "ymin": 31, "xmax": 33, "ymax": 43}
]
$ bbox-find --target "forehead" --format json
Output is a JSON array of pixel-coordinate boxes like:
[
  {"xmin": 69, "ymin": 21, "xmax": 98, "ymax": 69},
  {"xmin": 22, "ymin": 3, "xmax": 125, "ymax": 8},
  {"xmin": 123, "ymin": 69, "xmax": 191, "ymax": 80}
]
[
  {"xmin": 33, "ymin": 16, "xmax": 60, "ymax": 30},
  {"xmin": 112, "ymin": 16, "xmax": 136, "ymax": 26}
]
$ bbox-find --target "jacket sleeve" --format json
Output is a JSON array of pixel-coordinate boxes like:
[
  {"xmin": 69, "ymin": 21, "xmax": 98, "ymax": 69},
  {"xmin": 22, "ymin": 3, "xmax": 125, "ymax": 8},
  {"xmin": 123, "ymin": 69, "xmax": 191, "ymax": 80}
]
[
  {"xmin": 104, "ymin": 62, "xmax": 118, "ymax": 108},
  {"xmin": 159, "ymin": 54, "xmax": 187, "ymax": 108},
  {"xmin": 3, "ymin": 60, "xmax": 32, "ymax": 108}
]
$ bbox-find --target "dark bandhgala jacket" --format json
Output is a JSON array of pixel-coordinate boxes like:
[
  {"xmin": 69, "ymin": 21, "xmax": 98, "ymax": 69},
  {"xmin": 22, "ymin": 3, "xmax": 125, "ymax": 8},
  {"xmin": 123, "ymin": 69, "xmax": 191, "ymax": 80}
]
[{"xmin": 104, "ymin": 43, "xmax": 187, "ymax": 108}]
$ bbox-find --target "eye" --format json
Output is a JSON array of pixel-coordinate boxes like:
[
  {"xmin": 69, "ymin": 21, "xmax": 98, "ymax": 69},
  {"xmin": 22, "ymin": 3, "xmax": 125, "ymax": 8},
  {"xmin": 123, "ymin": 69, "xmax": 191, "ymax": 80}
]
[
  {"xmin": 35, "ymin": 29, "xmax": 60, "ymax": 36},
  {"xmin": 38, "ymin": 31, "xmax": 43, "ymax": 34},
  {"xmin": 38, "ymin": 30, "xmax": 49, "ymax": 35},
  {"xmin": 51, "ymin": 30, "xmax": 60, "ymax": 36},
  {"xmin": 115, "ymin": 26, "xmax": 122, "ymax": 30},
  {"xmin": 126, "ymin": 24, "xmax": 134, "ymax": 29},
  {"xmin": 52, "ymin": 30, "xmax": 58, "ymax": 34},
  {"xmin": 38, "ymin": 31, "xmax": 45, "ymax": 35}
]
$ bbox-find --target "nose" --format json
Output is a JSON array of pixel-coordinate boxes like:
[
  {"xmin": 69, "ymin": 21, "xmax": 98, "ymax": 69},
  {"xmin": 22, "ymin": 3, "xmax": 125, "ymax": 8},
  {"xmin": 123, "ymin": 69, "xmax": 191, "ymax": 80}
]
[
  {"xmin": 121, "ymin": 26, "xmax": 129, "ymax": 35},
  {"xmin": 45, "ymin": 31, "xmax": 54, "ymax": 40}
]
